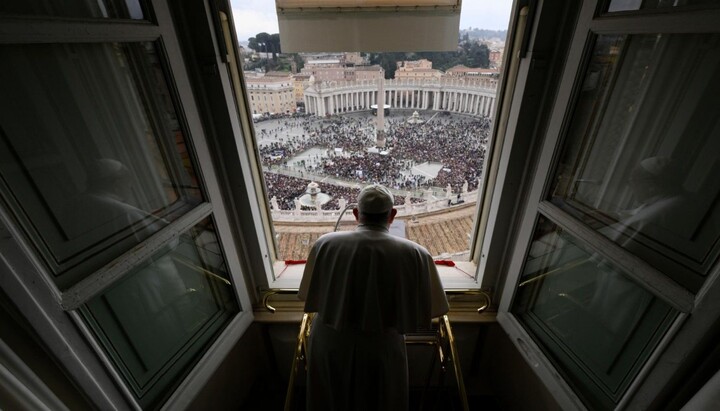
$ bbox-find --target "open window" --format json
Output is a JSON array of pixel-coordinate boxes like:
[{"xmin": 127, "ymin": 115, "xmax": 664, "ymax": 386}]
[
  {"xmin": 0, "ymin": 1, "xmax": 253, "ymax": 408},
  {"xmin": 496, "ymin": 1, "xmax": 720, "ymax": 409},
  {"xmin": 227, "ymin": 0, "xmax": 515, "ymax": 291}
]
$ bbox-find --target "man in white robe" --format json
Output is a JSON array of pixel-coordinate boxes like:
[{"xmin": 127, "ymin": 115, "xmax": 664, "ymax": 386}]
[{"xmin": 299, "ymin": 184, "xmax": 448, "ymax": 411}]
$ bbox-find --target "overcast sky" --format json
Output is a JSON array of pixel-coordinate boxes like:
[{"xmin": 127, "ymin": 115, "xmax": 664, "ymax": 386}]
[{"xmin": 230, "ymin": 1, "xmax": 514, "ymax": 43}]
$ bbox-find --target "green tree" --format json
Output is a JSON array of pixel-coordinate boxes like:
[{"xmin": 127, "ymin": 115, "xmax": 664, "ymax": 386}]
[
  {"xmin": 369, "ymin": 52, "xmax": 405, "ymax": 79},
  {"xmin": 467, "ymin": 43, "xmax": 490, "ymax": 68},
  {"xmin": 248, "ymin": 36, "xmax": 259, "ymax": 52},
  {"xmin": 269, "ymin": 33, "xmax": 281, "ymax": 60},
  {"xmin": 292, "ymin": 53, "xmax": 304, "ymax": 71},
  {"xmin": 255, "ymin": 32, "xmax": 270, "ymax": 56}
]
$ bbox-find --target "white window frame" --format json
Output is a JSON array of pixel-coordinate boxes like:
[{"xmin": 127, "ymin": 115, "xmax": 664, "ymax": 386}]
[
  {"xmin": 493, "ymin": 1, "xmax": 720, "ymax": 409},
  {"xmin": 0, "ymin": 1, "xmax": 255, "ymax": 408},
  {"xmin": 232, "ymin": 6, "xmax": 526, "ymax": 293}
]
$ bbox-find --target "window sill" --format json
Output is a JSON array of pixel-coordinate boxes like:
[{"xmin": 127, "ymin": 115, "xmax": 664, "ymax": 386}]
[
  {"xmin": 269, "ymin": 260, "xmax": 482, "ymax": 289},
  {"xmin": 258, "ymin": 260, "xmax": 491, "ymax": 324}
]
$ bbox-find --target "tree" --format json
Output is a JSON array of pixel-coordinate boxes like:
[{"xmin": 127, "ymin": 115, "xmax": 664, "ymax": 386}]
[
  {"xmin": 292, "ymin": 53, "xmax": 304, "ymax": 71},
  {"xmin": 369, "ymin": 52, "xmax": 405, "ymax": 79},
  {"xmin": 467, "ymin": 43, "xmax": 490, "ymax": 68},
  {"xmin": 248, "ymin": 36, "xmax": 259, "ymax": 52},
  {"xmin": 255, "ymin": 32, "xmax": 270, "ymax": 57},
  {"xmin": 269, "ymin": 33, "xmax": 281, "ymax": 61}
]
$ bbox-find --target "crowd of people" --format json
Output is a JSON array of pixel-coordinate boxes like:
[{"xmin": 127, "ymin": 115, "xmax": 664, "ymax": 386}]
[
  {"xmin": 257, "ymin": 113, "xmax": 491, "ymax": 210},
  {"xmin": 263, "ymin": 172, "xmax": 413, "ymax": 211}
]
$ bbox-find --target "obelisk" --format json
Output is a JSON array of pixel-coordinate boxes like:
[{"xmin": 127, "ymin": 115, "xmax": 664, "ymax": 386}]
[{"xmin": 376, "ymin": 79, "xmax": 386, "ymax": 148}]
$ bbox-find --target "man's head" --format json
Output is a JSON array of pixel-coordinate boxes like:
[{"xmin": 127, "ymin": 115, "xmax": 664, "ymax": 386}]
[{"xmin": 353, "ymin": 184, "xmax": 397, "ymax": 226}]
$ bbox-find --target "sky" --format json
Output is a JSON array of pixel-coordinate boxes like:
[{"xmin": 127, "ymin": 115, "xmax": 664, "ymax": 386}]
[{"xmin": 230, "ymin": 0, "xmax": 514, "ymax": 44}]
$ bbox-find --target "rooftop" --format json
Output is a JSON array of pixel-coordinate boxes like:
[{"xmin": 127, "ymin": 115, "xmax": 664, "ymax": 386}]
[{"xmin": 274, "ymin": 203, "xmax": 475, "ymax": 260}]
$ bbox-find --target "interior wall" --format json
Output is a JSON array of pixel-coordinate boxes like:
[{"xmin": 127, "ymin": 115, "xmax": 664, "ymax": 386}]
[
  {"xmin": 0, "ymin": 289, "xmax": 92, "ymax": 410},
  {"xmin": 187, "ymin": 323, "xmax": 273, "ymax": 410},
  {"xmin": 480, "ymin": 323, "xmax": 559, "ymax": 410}
]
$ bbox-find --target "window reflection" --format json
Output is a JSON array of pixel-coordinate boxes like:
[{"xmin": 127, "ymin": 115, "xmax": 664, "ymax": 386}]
[
  {"xmin": 607, "ymin": 0, "xmax": 720, "ymax": 13},
  {"xmin": 550, "ymin": 33, "xmax": 720, "ymax": 292},
  {"xmin": 515, "ymin": 217, "xmax": 676, "ymax": 408},
  {"xmin": 0, "ymin": 42, "xmax": 202, "ymax": 289},
  {"xmin": 82, "ymin": 217, "xmax": 237, "ymax": 408},
  {"xmin": 0, "ymin": 0, "xmax": 145, "ymax": 19}
]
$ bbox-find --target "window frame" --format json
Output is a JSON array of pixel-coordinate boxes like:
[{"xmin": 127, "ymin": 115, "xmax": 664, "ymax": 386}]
[
  {"xmin": 0, "ymin": 0, "xmax": 255, "ymax": 408},
  {"xmin": 494, "ymin": 0, "xmax": 720, "ymax": 409},
  {"xmin": 233, "ymin": 8, "xmax": 522, "ymax": 292}
]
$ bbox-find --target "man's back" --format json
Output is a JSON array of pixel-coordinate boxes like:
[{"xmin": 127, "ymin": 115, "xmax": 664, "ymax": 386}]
[
  {"xmin": 298, "ymin": 184, "xmax": 448, "ymax": 410},
  {"xmin": 299, "ymin": 226, "xmax": 447, "ymax": 410},
  {"xmin": 300, "ymin": 225, "xmax": 446, "ymax": 334}
]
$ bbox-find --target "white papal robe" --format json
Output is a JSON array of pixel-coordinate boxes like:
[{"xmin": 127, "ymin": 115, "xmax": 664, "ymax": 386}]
[{"xmin": 299, "ymin": 224, "xmax": 448, "ymax": 411}]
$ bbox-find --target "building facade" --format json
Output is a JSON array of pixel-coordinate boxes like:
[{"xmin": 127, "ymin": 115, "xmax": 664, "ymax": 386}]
[
  {"xmin": 445, "ymin": 65, "xmax": 500, "ymax": 78},
  {"xmin": 245, "ymin": 75, "xmax": 296, "ymax": 115},
  {"xmin": 291, "ymin": 73, "xmax": 311, "ymax": 103},
  {"xmin": 303, "ymin": 78, "xmax": 497, "ymax": 117}
]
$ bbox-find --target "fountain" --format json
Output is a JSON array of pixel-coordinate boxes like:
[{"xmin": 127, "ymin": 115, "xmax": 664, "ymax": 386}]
[
  {"xmin": 407, "ymin": 111, "xmax": 424, "ymax": 124},
  {"xmin": 298, "ymin": 181, "xmax": 332, "ymax": 209}
]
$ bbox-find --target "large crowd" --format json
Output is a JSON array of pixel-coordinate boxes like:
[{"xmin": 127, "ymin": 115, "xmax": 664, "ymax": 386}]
[{"xmin": 258, "ymin": 113, "xmax": 491, "ymax": 210}]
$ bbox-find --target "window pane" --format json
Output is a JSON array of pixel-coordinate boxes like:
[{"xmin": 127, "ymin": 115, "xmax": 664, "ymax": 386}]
[
  {"xmin": 0, "ymin": 0, "xmax": 145, "ymax": 19},
  {"xmin": 514, "ymin": 217, "xmax": 676, "ymax": 409},
  {"xmin": 606, "ymin": 0, "xmax": 720, "ymax": 13},
  {"xmin": 0, "ymin": 42, "xmax": 203, "ymax": 289},
  {"xmin": 81, "ymin": 217, "xmax": 238, "ymax": 408},
  {"xmin": 549, "ymin": 33, "xmax": 720, "ymax": 292}
]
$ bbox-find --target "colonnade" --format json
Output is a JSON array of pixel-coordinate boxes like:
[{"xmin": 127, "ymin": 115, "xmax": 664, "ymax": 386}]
[{"xmin": 303, "ymin": 78, "xmax": 497, "ymax": 118}]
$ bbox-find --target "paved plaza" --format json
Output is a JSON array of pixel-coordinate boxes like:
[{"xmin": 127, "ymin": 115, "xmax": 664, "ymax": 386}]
[
  {"xmin": 255, "ymin": 109, "xmax": 490, "ymax": 207},
  {"xmin": 252, "ymin": 109, "xmax": 490, "ymax": 259}
]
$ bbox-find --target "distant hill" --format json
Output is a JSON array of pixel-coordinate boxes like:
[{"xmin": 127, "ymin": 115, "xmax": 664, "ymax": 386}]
[{"xmin": 461, "ymin": 28, "xmax": 507, "ymax": 41}]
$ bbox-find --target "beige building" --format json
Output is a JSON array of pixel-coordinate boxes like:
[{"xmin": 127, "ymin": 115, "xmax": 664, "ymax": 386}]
[
  {"xmin": 292, "ymin": 73, "xmax": 311, "ymax": 103},
  {"xmin": 245, "ymin": 74, "xmax": 295, "ymax": 115},
  {"xmin": 354, "ymin": 65, "xmax": 384, "ymax": 81},
  {"xmin": 301, "ymin": 63, "xmax": 383, "ymax": 82},
  {"xmin": 300, "ymin": 60, "xmax": 345, "ymax": 81},
  {"xmin": 344, "ymin": 52, "xmax": 366, "ymax": 66},
  {"xmin": 397, "ymin": 59, "xmax": 433, "ymax": 69},
  {"xmin": 394, "ymin": 59, "xmax": 441, "ymax": 80},
  {"xmin": 395, "ymin": 67, "xmax": 442, "ymax": 80},
  {"xmin": 445, "ymin": 65, "xmax": 500, "ymax": 78},
  {"xmin": 489, "ymin": 49, "xmax": 503, "ymax": 69}
]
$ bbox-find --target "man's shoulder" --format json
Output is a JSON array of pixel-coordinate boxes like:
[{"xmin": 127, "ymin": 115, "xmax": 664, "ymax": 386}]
[
  {"xmin": 394, "ymin": 235, "xmax": 432, "ymax": 255},
  {"xmin": 315, "ymin": 229, "xmax": 431, "ymax": 256},
  {"xmin": 314, "ymin": 230, "xmax": 356, "ymax": 245}
]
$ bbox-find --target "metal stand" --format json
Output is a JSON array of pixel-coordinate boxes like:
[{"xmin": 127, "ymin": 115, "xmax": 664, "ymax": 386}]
[{"xmin": 283, "ymin": 313, "xmax": 469, "ymax": 411}]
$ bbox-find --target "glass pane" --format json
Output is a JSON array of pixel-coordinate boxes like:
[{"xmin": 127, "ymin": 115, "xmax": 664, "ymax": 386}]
[
  {"xmin": 514, "ymin": 217, "xmax": 676, "ymax": 409},
  {"xmin": 0, "ymin": 0, "xmax": 145, "ymax": 19},
  {"xmin": 81, "ymin": 218, "xmax": 238, "ymax": 408},
  {"xmin": 549, "ymin": 33, "xmax": 720, "ymax": 292},
  {"xmin": 0, "ymin": 42, "xmax": 203, "ymax": 289},
  {"xmin": 607, "ymin": 0, "xmax": 720, "ymax": 13}
]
